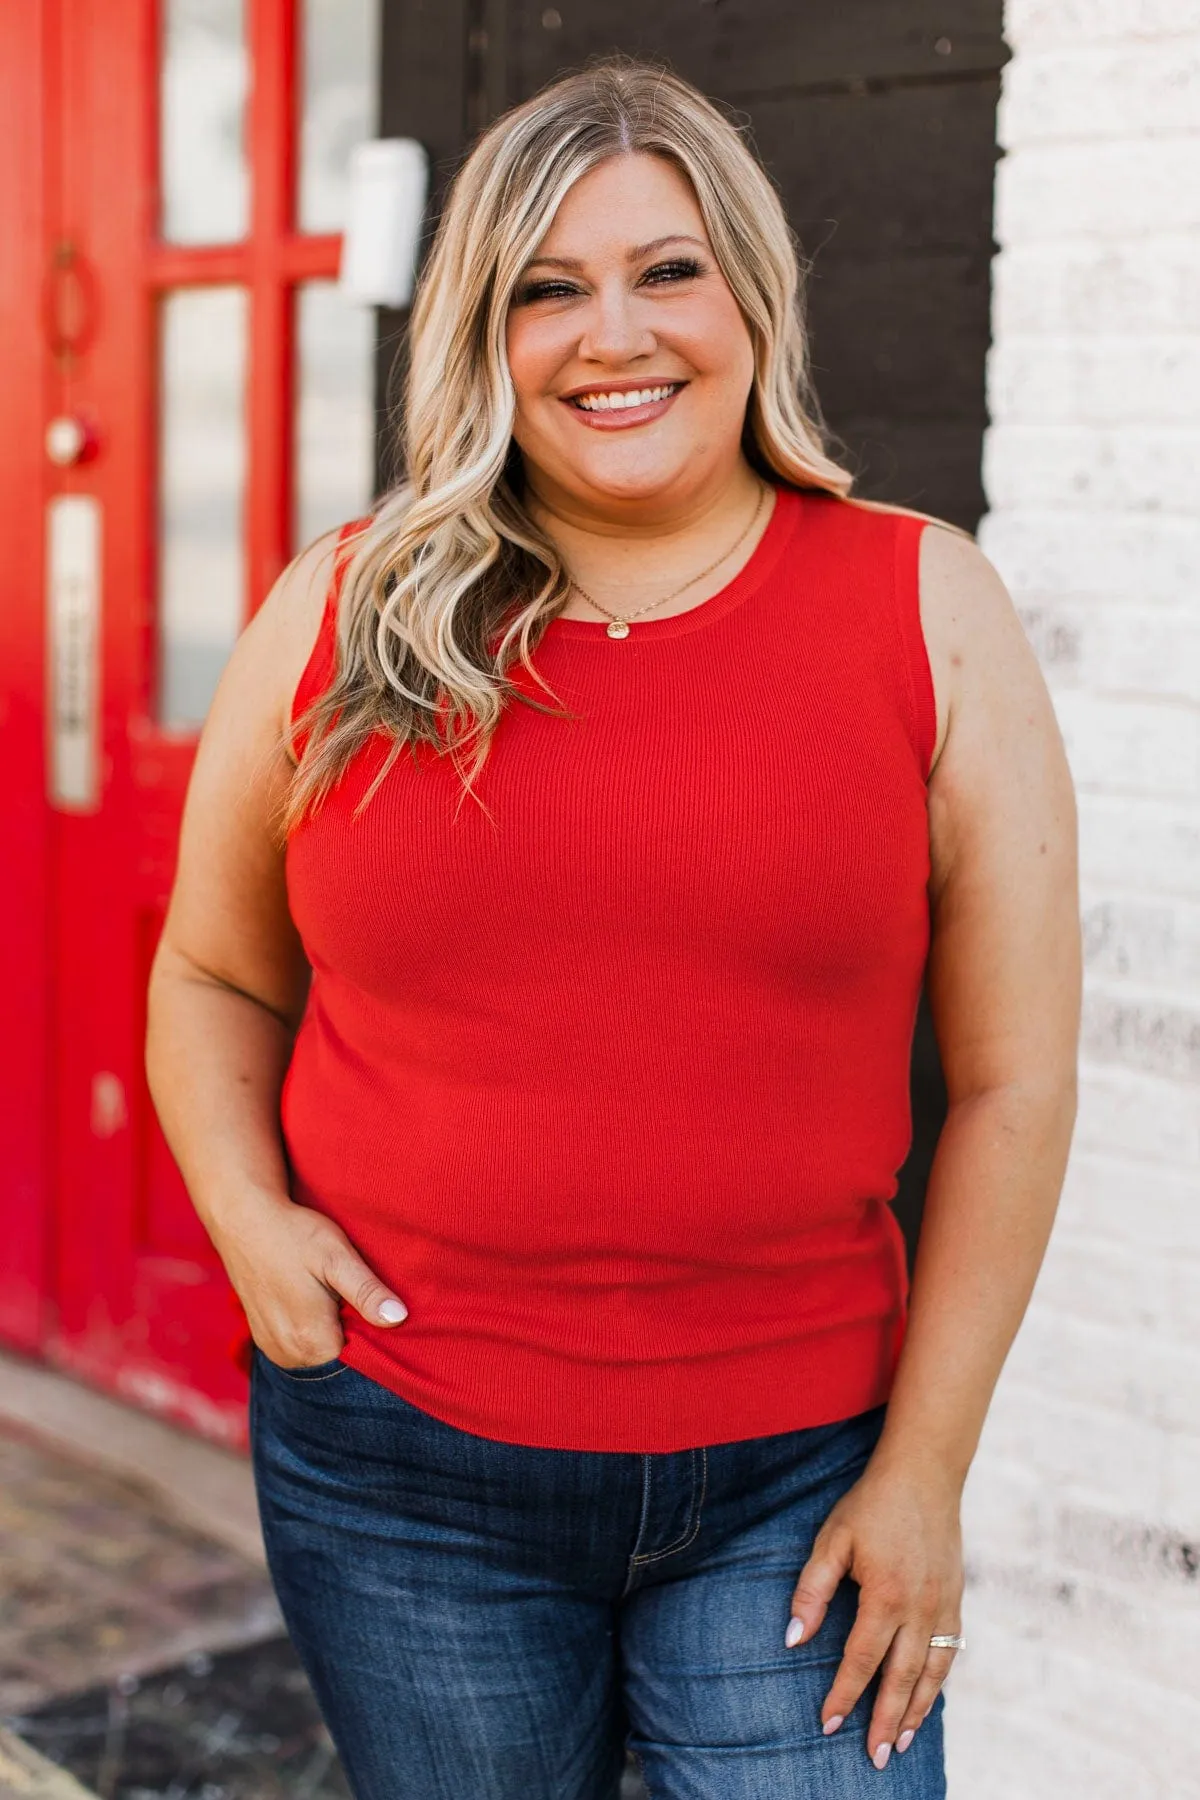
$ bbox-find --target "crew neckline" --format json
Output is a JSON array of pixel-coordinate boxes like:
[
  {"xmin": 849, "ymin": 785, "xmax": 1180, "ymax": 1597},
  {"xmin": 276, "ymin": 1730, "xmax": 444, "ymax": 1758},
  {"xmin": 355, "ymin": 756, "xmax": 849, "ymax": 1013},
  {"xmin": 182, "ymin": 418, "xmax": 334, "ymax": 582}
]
[{"xmin": 543, "ymin": 483, "xmax": 804, "ymax": 643}]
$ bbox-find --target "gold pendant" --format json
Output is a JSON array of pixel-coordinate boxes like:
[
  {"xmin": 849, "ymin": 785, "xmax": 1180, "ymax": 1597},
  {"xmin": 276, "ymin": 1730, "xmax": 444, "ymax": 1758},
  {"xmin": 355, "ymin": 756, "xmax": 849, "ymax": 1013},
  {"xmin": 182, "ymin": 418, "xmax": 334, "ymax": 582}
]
[{"xmin": 606, "ymin": 619, "xmax": 630, "ymax": 639}]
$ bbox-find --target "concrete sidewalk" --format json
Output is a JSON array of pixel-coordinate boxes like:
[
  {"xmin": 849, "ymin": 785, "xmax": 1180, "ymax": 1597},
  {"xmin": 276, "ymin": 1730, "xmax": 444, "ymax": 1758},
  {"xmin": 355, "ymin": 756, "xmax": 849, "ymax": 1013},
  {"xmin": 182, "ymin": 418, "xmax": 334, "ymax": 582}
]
[
  {"xmin": 0, "ymin": 1391, "xmax": 280, "ymax": 1716},
  {"xmin": 0, "ymin": 1351, "xmax": 263, "ymax": 1567},
  {"xmin": 0, "ymin": 1725, "xmax": 97, "ymax": 1799},
  {"xmin": 0, "ymin": 1350, "xmax": 335, "ymax": 1799}
]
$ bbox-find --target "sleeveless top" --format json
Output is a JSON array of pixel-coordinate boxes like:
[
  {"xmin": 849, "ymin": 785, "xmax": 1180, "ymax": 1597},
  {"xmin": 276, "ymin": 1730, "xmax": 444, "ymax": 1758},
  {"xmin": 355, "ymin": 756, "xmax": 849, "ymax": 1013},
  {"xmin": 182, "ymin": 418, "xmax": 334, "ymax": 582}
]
[{"xmin": 262, "ymin": 484, "xmax": 936, "ymax": 1451}]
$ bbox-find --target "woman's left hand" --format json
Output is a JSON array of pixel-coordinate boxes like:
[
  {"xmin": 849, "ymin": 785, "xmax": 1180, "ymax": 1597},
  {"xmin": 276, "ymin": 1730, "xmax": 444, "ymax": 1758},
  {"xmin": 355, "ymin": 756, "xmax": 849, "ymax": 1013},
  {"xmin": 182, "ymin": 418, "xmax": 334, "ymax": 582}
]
[{"xmin": 785, "ymin": 1450, "xmax": 965, "ymax": 1771}]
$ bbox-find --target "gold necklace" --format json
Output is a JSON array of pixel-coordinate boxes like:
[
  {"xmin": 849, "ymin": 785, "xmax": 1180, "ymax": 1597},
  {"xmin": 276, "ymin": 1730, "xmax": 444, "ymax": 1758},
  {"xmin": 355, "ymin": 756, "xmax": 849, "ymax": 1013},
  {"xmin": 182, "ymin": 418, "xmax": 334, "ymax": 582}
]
[{"xmin": 566, "ymin": 483, "xmax": 769, "ymax": 639}]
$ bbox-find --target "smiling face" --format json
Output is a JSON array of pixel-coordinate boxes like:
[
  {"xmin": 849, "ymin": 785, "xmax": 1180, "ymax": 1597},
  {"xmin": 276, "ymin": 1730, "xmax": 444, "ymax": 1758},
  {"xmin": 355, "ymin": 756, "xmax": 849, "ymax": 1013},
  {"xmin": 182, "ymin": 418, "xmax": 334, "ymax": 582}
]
[{"xmin": 505, "ymin": 152, "xmax": 757, "ymax": 521}]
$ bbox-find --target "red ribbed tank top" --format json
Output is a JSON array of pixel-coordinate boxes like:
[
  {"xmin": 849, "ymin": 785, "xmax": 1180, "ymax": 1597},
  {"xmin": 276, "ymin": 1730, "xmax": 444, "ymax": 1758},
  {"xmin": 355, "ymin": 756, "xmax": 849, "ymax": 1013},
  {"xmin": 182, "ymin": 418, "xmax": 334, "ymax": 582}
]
[{"xmin": 270, "ymin": 484, "xmax": 935, "ymax": 1451}]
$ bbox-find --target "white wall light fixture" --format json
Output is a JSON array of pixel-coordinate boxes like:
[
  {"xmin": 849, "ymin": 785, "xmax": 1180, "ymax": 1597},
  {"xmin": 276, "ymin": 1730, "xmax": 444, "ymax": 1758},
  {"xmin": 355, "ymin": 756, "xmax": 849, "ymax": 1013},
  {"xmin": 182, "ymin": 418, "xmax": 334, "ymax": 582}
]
[{"xmin": 339, "ymin": 138, "xmax": 430, "ymax": 310}]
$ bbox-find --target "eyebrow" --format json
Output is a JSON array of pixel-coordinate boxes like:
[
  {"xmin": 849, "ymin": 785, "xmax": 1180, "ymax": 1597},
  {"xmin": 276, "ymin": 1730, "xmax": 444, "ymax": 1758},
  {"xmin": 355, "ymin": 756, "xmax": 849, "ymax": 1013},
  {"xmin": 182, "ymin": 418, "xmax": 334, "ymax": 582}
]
[{"xmin": 522, "ymin": 234, "xmax": 709, "ymax": 272}]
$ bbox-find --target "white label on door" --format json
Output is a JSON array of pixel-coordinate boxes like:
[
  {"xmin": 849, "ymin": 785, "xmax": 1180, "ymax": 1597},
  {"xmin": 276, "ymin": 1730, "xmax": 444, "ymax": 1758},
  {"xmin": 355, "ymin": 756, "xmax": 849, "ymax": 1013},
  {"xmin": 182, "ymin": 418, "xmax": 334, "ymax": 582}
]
[{"xmin": 47, "ymin": 493, "xmax": 102, "ymax": 810}]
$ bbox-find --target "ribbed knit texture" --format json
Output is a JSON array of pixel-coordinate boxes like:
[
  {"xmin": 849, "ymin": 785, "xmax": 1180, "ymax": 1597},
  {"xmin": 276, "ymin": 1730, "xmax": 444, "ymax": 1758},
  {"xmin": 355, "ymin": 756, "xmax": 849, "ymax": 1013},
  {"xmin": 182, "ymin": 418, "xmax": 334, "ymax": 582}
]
[{"xmin": 273, "ymin": 485, "xmax": 936, "ymax": 1451}]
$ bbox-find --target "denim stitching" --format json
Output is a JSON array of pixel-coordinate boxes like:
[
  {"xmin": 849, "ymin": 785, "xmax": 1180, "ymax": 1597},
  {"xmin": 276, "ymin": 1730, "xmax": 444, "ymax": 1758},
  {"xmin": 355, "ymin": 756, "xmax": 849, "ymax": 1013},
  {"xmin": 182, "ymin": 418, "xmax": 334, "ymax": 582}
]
[
  {"xmin": 628, "ymin": 1745, "xmax": 655, "ymax": 1800},
  {"xmin": 620, "ymin": 1456, "xmax": 656, "ymax": 1596},
  {"xmin": 629, "ymin": 1447, "xmax": 707, "ymax": 1566},
  {"xmin": 278, "ymin": 1363, "xmax": 350, "ymax": 1384},
  {"xmin": 630, "ymin": 1456, "xmax": 654, "ymax": 1557}
]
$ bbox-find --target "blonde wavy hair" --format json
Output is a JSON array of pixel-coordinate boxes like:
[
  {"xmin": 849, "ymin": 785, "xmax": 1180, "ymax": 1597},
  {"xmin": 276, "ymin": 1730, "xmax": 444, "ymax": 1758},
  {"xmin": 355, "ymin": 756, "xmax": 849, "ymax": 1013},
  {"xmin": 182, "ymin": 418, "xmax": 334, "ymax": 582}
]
[{"xmin": 285, "ymin": 56, "xmax": 962, "ymax": 828}]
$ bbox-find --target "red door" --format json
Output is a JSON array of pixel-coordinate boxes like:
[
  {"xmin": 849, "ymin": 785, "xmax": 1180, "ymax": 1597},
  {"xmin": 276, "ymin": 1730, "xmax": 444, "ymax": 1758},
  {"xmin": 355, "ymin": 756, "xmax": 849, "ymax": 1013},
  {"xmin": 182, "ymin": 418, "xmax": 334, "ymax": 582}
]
[{"xmin": 0, "ymin": 0, "xmax": 381, "ymax": 1445}]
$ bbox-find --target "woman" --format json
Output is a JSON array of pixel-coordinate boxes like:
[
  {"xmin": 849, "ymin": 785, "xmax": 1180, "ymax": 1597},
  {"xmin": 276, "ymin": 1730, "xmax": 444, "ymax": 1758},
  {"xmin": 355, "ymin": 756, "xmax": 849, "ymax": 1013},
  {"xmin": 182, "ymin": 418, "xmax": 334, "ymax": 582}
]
[{"xmin": 146, "ymin": 58, "xmax": 1080, "ymax": 1800}]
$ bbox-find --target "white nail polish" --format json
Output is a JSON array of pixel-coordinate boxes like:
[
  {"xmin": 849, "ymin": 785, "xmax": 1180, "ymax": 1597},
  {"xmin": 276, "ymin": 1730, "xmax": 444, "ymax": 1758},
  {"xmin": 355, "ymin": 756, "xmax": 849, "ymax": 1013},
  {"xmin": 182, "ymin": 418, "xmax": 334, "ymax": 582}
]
[
  {"xmin": 873, "ymin": 1743, "xmax": 892, "ymax": 1771},
  {"xmin": 784, "ymin": 1617, "xmax": 805, "ymax": 1647},
  {"xmin": 822, "ymin": 1715, "xmax": 844, "ymax": 1736},
  {"xmin": 379, "ymin": 1299, "xmax": 407, "ymax": 1322},
  {"xmin": 897, "ymin": 1729, "xmax": 915, "ymax": 1752}
]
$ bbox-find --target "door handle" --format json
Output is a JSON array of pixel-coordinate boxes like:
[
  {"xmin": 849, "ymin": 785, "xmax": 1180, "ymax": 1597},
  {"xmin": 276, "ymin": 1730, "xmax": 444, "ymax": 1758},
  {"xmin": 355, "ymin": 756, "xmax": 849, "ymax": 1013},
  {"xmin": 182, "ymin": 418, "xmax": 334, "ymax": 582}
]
[{"xmin": 42, "ymin": 239, "xmax": 99, "ymax": 364}]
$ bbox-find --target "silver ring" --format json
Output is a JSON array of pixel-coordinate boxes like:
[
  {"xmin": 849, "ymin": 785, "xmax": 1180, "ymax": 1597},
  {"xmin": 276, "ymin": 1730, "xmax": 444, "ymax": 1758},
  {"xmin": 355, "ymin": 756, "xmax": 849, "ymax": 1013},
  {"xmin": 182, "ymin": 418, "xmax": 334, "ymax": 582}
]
[{"xmin": 929, "ymin": 1634, "xmax": 966, "ymax": 1651}]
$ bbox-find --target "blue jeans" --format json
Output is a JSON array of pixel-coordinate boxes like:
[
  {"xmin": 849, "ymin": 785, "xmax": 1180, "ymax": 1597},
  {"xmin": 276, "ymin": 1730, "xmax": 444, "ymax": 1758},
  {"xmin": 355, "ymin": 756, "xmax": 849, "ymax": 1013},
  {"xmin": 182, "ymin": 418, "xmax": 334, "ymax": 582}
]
[{"xmin": 249, "ymin": 1350, "xmax": 947, "ymax": 1799}]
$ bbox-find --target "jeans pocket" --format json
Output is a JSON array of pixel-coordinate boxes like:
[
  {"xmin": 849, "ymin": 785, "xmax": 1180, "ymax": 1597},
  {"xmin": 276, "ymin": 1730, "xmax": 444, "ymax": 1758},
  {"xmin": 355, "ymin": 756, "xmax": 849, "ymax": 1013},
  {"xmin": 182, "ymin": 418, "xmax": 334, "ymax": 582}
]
[{"xmin": 254, "ymin": 1345, "xmax": 349, "ymax": 1383}]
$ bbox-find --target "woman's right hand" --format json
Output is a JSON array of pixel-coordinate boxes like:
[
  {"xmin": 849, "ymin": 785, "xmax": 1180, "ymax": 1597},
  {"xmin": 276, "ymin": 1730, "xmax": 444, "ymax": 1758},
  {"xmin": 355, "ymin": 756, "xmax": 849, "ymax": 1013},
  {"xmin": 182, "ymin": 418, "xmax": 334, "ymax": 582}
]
[{"xmin": 212, "ymin": 1191, "xmax": 408, "ymax": 1369}]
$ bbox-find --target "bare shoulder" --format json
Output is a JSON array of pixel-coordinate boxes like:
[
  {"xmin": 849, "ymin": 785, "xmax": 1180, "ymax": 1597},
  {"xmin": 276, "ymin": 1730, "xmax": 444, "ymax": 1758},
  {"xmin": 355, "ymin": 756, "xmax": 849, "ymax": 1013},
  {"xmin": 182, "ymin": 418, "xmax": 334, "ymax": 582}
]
[
  {"xmin": 239, "ymin": 527, "xmax": 344, "ymax": 756},
  {"xmin": 916, "ymin": 521, "xmax": 1046, "ymax": 782},
  {"xmin": 176, "ymin": 527, "xmax": 345, "ymax": 859},
  {"xmin": 161, "ymin": 527, "xmax": 347, "ymax": 1004},
  {"xmin": 916, "ymin": 521, "xmax": 1076, "ymax": 908}
]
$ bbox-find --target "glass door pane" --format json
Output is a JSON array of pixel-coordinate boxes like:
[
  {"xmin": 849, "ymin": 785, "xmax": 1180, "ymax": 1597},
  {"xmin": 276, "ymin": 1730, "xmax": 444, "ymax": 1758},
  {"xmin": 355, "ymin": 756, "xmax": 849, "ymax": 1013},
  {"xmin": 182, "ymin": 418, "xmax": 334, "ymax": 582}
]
[
  {"xmin": 294, "ymin": 281, "xmax": 376, "ymax": 548},
  {"xmin": 157, "ymin": 287, "xmax": 248, "ymax": 727},
  {"xmin": 297, "ymin": 0, "xmax": 382, "ymax": 231},
  {"xmin": 159, "ymin": 0, "xmax": 249, "ymax": 244}
]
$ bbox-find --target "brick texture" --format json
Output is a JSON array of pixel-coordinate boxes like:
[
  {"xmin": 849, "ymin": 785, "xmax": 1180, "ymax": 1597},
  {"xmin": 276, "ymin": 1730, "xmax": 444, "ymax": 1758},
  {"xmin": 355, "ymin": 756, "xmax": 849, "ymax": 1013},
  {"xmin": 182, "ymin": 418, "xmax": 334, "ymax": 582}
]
[{"xmin": 948, "ymin": 11, "xmax": 1200, "ymax": 1795}]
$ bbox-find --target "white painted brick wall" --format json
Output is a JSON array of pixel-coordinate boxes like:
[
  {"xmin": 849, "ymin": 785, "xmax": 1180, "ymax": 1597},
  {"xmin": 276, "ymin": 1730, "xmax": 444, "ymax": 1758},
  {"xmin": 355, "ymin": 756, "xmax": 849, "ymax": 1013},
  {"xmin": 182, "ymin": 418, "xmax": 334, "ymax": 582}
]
[
  {"xmin": 948, "ymin": 9, "xmax": 1200, "ymax": 1795},
  {"xmin": 1000, "ymin": 44, "xmax": 1200, "ymax": 141},
  {"xmin": 991, "ymin": 237, "xmax": 1200, "ymax": 335},
  {"xmin": 1005, "ymin": 0, "xmax": 1200, "ymax": 50}
]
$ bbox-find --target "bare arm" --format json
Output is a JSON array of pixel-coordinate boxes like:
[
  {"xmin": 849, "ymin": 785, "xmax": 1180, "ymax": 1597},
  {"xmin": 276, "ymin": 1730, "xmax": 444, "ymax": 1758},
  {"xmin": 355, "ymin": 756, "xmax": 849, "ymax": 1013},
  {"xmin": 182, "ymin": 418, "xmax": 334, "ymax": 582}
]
[
  {"xmin": 145, "ymin": 530, "xmax": 408, "ymax": 1367},
  {"xmin": 875, "ymin": 525, "xmax": 1081, "ymax": 1481},
  {"xmin": 787, "ymin": 523, "xmax": 1082, "ymax": 1767}
]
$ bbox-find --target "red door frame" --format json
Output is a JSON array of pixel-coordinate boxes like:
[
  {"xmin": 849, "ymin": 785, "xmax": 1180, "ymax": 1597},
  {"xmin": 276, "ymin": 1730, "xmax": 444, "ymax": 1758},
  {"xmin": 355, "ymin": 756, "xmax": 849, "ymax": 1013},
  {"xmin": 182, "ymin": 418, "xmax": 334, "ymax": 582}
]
[
  {"xmin": 0, "ymin": 2, "xmax": 51, "ymax": 1355},
  {"xmin": 1, "ymin": 0, "xmax": 344, "ymax": 1442}
]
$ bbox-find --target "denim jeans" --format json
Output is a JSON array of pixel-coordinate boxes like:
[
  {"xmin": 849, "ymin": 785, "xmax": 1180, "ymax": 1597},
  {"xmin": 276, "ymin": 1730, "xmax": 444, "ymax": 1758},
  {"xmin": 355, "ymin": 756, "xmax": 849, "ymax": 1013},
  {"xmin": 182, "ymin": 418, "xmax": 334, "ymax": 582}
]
[{"xmin": 249, "ymin": 1349, "xmax": 947, "ymax": 1799}]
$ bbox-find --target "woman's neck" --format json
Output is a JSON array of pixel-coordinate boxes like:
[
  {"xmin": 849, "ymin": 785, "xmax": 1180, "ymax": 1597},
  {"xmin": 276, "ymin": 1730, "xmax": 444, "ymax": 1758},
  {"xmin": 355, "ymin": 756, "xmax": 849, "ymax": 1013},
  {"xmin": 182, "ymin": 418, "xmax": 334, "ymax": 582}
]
[{"xmin": 526, "ymin": 460, "xmax": 772, "ymax": 622}]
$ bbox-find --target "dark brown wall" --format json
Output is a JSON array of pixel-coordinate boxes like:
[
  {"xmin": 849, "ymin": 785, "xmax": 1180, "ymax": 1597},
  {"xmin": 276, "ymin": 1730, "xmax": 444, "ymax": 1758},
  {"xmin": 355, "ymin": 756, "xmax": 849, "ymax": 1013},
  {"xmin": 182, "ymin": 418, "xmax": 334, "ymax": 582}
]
[{"xmin": 375, "ymin": 1, "xmax": 1009, "ymax": 1261}]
